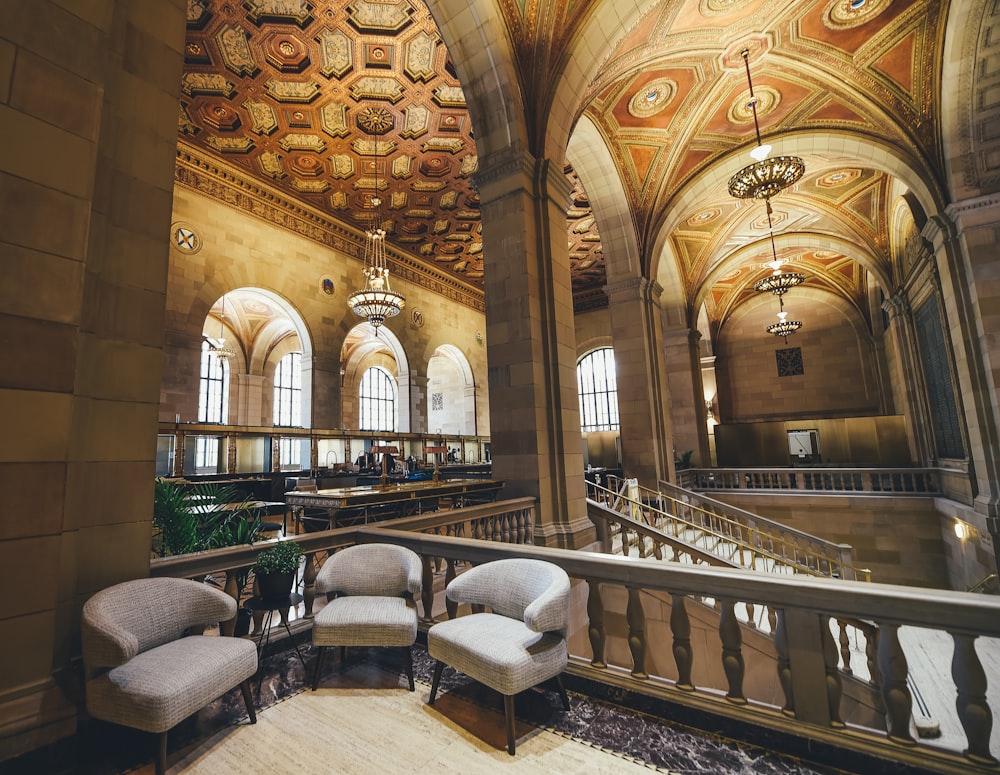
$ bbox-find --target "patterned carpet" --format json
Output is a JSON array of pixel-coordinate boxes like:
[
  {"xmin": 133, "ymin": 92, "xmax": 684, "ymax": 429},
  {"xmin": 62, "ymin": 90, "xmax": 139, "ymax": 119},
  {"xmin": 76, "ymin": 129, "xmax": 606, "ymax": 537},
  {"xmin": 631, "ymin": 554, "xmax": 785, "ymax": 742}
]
[{"xmin": 5, "ymin": 636, "xmax": 922, "ymax": 774}]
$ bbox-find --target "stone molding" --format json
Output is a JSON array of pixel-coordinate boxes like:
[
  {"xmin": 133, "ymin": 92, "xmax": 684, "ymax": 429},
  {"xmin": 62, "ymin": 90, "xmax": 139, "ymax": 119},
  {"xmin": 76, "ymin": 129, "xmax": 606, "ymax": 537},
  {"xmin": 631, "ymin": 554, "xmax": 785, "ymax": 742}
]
[{"xmin": 174, "ymin": 143, "xmax": 485, "ymax": 312}]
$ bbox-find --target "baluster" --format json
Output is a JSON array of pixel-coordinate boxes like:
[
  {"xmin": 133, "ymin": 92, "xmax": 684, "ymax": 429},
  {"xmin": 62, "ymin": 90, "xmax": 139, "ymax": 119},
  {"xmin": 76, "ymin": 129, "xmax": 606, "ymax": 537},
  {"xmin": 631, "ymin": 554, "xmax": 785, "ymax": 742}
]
[
  {"xmin": 502, "ymin": 514, "xmax": 512, "ymax": 543},
  {"xmin": 822, "ymin": 616, "xmax": 845, "ymax": 727},
  {"xmin": 626, "ymin": 587, "xmax": 647, "ymax": 678},
  {"xmin": 670, "ymin": 594, "xmax": 694, "ymax": 691},
  {"xmin": 876, "ymin": 622, "xmax": 914, "ymax": 744},
  {"xmin": 838, "ymin": 620, "xmax": 853, "ymax": 675},
  {"xmin": 620, "ymin": 523, "xmax": 630, "ymax": 557},
  {"xmin": 420, "ymin": 555, "xmax": 434, "ymax": 621},
  {"xmin": 773, "ymin": 609, "xmax": 794, "ymax": 716},
  {"xmin": 745, "ymin": 601, "xmax": 757, "ymax": 629},
  {"xmin": 587, "ymin": 580, "xmax": 606, "ymax": 668},
  {"xmin": 719, "ymin": 600, "xmax": 746, "ymax": 704},
  {"xmin": 766, "ymin": 606, "xmax": 776, "ymax": 633},
  {"xmin": 652, "ymin": 538, "xmax": 663, "ymax": 560},
  {"xmin": 516, "ymin": 510, "xmax": 526, "ymax": 543},
  {"xmin": 951, "ymin": 632, "xmax": 996, "ymax": 764},
  {"xmin": 219, "ymin": 569, "xmax": 241, "ymax": 636},
  {"xmin": 302, "ymin": 551, "xmax": 317, "ymax": 618},
  {"xmin": 445, "ymin": 559, "xmax": 458, "ymax": 620}
]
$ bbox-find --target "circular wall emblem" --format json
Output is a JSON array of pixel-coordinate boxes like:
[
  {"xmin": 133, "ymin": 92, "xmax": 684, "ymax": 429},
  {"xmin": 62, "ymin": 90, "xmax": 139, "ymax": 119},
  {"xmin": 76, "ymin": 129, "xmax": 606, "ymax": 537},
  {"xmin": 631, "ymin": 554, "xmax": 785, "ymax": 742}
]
[
  {"xmin": 824, "ymin": 0, "xmax": 891, "ymax": 29},
  {"xmin": 171, "ymin": 223, "xmax": 202, "ymax": 254},
  {"xmin": 687, "ymin": 208, "xmax": 722, "ymax": 227},
  {"xmin": 322, "ymin": 278, "xmax": 335, "ymax": 295},
  {"xmin": 411, "ymin": 308, "xmax": 424, "ymax": 328},
  {"xmin": 628, "ymin": 78, "xmax": 677, "ymax": 118}
]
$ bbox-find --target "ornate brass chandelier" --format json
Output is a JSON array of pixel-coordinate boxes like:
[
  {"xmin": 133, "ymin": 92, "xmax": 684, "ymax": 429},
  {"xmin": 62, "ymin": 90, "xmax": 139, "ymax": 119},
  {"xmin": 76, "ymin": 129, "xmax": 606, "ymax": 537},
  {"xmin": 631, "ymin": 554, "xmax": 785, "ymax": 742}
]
[
  {"xmin": 753, "ymin": 201, "xmax": 803, "ymax": 296},
  {"xmin": 727, "ymin": 48, "xmax": 805, "ymax": 201},
  {"xmin": 208, "ymin": 294, "xmax": 235, "ymax": 359},
  {"xmin": 766, "ymin": 294, "xmax": 803, "ymax": 341},
  {"xmin": 347, "ymin": 109, "xmax": 405, "ymax": 333}
]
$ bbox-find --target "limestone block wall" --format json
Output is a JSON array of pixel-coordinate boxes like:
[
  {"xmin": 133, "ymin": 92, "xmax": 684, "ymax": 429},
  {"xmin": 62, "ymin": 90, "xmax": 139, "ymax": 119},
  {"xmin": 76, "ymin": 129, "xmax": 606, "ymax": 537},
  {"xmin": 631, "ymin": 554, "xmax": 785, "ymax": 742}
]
[{"xmin": 717, "ymin": 293, "xmax": 881, "ymax": 423}]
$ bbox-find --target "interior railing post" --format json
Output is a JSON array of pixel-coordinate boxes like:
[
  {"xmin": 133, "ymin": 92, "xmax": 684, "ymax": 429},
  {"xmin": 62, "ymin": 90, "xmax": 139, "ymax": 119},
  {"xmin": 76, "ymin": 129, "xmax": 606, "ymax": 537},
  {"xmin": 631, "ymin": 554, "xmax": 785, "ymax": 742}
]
[
  {"xmin": 950, "ymin": 631, "xmax": 997, "ymax": 764},
  {"xmin": 720, "ymin": 600, "xmax": 746, "ymax": 704},
  {"xmin": 822, "ymin": 616, "xmax": 845, "ymax": 727},
  {"xmin": 774, "ymin": 609, "xmax": 794, "ymax": 716},
  {"xmin": 626, "ymin": 587, "xmax": 647, "ymax": 679},
  {"xmin": 220, "ymin": 568, "xmax": 240, "ymax": 636},
  {"xmin": 876, "ymin": 622, "xmax": 915, "ymax": 744},
  {"xmin": 302, "ymin": 550, "xmax": 317, "ymax": 618},
  {"xmin": 420, "ymin": 555, "xmax": 434, "ymax": 621},
  {"xmin": 670, "ymin": 594, "xmax": 694, "ymax": 691},
  {"xmin": 445, "ymin": 559, "xmax": 458, "ymax": 620},
  {"xmin": 587, "ymin": 579, "xmax": 606, "ymax": 668}
]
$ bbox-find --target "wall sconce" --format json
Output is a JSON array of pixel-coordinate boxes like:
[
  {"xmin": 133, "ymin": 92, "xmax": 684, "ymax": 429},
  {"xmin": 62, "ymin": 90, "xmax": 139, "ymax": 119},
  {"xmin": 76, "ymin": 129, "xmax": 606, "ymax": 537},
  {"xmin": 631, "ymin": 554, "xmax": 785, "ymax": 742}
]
[
  {"xmin": 954, "ymin": 521, "xmax": 967, "ymax": 540},
  {"xmin": 705, "ymin": 399, "xmax": 716, "ymax": 427}
]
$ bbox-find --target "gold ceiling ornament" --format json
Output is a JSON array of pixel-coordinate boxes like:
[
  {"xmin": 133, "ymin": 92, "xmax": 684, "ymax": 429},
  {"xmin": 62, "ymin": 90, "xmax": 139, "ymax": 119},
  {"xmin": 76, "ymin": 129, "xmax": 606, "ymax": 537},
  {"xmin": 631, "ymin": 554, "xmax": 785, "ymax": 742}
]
[
  {"xmin": 727, "ymin": 48, "xmax": 805, "ymax": 201},
  {"xmin": 347, "ymin": 117, "xmax": 406, "ymax": 334},
  {"xmin": 753, "ymin": 200, "xmax": 804, "ymax": 296},
  {"xmin": 208, "ymin": 293, "xmax": 236, "ymax": 359}
]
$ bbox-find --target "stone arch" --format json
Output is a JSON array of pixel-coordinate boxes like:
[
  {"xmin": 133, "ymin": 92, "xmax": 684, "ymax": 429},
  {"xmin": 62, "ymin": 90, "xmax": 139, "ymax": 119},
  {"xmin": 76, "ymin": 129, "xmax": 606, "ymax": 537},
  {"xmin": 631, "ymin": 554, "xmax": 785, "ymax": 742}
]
[
  {"xmin": 341, "ymin": 322, "xmax": 412, "ymax": 432},
  {"xmin": 427, "ymin": 343, "xmax": 477, "ymax": 435},
  {"xmin": 942, "ymin": 0, "xmax": 1000, "ymax": 201}
]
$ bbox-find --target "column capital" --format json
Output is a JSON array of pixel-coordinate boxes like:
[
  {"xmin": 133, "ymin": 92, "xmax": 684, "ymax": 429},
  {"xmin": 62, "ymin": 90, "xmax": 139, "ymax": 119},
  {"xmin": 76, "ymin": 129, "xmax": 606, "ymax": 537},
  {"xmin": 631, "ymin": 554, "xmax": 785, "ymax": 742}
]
[
  {"xmin": 881, "ymin": 290, "xmax": 911, "ymax": 320},
  {"xmin": 945, "ymin": 193, "xmax": 1000, "ymax": 231},
  {"xmin": 604, "ymin": 276, "xmax": 662, "ymax": 304}
]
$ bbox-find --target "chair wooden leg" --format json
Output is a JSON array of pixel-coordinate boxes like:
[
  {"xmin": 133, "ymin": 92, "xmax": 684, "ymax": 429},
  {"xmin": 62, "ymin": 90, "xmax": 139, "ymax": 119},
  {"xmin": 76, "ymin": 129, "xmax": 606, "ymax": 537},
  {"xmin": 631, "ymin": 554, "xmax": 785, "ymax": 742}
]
[
  {"xmin": 404, "ymin": 646, "xmax": 415, "ymax": 691},
  {"xmin": 503, "ymin": 694, "xmax": 516, "ymax": 755},
  {"xmin": 428, "ymin": 660, "xmax": 444, "ymax": 704},
  {"xmin": 240, "ymin": 679, "xmax": 258, "ymax": 722},
  {"xmin": 555, "ymin": 674, "xmax": 570, "ymax": 710},
  {"xmin": 156, "ymin": 730, "xmax": 168, "ymax": 775},
  {"xmin": 312, "ymin": 645, "xmax": 327, "ymax": 691}
]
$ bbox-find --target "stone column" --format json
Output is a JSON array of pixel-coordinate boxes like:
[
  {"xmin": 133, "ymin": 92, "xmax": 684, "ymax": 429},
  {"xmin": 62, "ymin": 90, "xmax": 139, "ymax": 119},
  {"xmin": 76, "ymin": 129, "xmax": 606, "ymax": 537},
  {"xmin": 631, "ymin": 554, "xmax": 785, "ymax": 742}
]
[
  {"xmin": 604, "ymin": 278, "xmax": 675, "ymax": 489},
  {"xmin": 234, "ymin": 374, "xmax": 265, "ymax": 426},
  {"xmin": 881, "ymin": 291, "xmax": 933, "ymax": 464},
  {"xmin": 476, "ymin": 149, "xmax": 592, "ymax": 549},
  {"xmin": 403, "ymin": 369, "xmax": 427, "ymax": 435},
  {"xmin": 663, "ymin": 325, "xmax": 709, "ymax": 472},
  {"xmin": 310, "ymin": 352, "xmax": 342, "ymax": 430},
  {"xmin": 463, "ymin": 384, "xmax": 479, "ymax": 436},
  {"xmin": 924, "ymin": 199, "xmax": 1000, "ymax": 570}
]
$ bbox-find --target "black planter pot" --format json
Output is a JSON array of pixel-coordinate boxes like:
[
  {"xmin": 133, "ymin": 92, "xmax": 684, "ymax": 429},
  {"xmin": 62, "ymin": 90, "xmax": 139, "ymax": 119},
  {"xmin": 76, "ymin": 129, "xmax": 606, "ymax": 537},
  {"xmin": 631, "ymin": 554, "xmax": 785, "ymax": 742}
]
[
  {"xmin": 256, "ymin": 571, "xmax": 295, "ymax": 603},
  {"xmin": 234, "ymin": 605, "xmax": 252, "ymax": 636}
]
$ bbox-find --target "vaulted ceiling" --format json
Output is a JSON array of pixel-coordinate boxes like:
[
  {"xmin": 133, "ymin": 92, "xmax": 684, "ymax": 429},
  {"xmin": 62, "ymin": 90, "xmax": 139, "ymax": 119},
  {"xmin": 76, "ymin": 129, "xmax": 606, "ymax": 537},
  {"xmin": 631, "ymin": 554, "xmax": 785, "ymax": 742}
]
[{"xmin": 178, "ymin": 0, "xmax": 948, "ymax": 333}]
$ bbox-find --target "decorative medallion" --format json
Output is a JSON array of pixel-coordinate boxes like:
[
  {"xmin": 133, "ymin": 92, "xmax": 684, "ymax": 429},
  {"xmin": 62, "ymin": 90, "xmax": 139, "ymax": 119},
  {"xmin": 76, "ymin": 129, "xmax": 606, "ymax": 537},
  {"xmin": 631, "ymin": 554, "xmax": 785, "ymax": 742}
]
[
  {"xmin": 628, "ymin": 78, "xmax": 677, "ymax": 118},
  {"xmin": 728, "ymin": 85, "xmax": 780, "ymax": 124},
  {"xmin": 699, "ymin": 0, "xmax": 754, "ymax": 15},
  {"xmin": 411, "ymin": 308, "xmax": 424, "ymax": 327},
  {"xmin": 357, "ymin": 105, "xmax": 395, "ymax": 134},
  {"xmin": 823, "ymin": 0, "xmax": 891, "ymax": 29},
  {"xmin": 264, "ymin": 79, "xmax": 321, "ymax": 102},
  {"xmin": 364, "ymin": 43, "xmax": 393, "ymax": 68},
  {"xmin": 817, "ymin": 168, "xmax": 862, "ymax": 188},
  {"xmin": 475, "ymin": 331, "xmax": 484, "ymax": 346},
  {"xmin": 262, "ymin": 31, "xmax": 310, "ymax": 72},
  {"xmin": 244, "ymin": 99, "xmax": 279, "ymax": 134},
  {"xmin": 172, "ymin": 223, "xmax": 202, "ymax": 253},
  {"xmin": 322, "ymin": 278, "xmax": 335, "ymax": 295},
  {"xmin": 687, "ymin": 208, "xmax": 721, "ymax": 227},
  {"xmin": 316, "ymin": 29, "xmax": 353, "ymax": 78}
]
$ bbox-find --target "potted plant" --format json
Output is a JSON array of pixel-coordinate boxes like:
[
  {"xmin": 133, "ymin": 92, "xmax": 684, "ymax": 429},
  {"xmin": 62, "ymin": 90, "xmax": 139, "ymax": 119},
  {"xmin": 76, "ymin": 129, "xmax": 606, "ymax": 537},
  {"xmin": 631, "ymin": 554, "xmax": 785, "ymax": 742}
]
[{"xmin": 253, "ymin": 540, "xmax": 304, "ymax": 603}]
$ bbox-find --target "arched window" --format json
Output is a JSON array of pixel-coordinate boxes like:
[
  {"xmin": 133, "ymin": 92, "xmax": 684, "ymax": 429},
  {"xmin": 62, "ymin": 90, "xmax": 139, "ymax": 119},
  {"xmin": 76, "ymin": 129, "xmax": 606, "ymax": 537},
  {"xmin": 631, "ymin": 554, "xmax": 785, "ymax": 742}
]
[
  {"xmin": 577, "ymin": 347, "xmax": 619, "ymax": 431},
  {"xmin": 273, "ymin": 351, "xmax": 302, "ymax": 427},
  {"xmin": 359, "ymin": 366, "xmax": 397, "ymax": 432},
  {"xmin": 197, "ymin": 340, "xmax": 230, "ymax": 470}
]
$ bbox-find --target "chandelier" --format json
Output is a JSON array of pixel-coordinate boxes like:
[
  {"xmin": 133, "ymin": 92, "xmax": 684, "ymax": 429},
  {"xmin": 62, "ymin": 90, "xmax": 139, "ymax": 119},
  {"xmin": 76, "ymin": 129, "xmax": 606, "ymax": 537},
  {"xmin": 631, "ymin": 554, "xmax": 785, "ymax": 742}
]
[
  {"xmin": 766, "ymin": 296, "xmax": 802, "ymax": 341},
  {"xmin": 347, "ymin": 112, "xmax": 405, "ymax": 333},
  {"xmin": 727, "ymin": 48, "xmax": 804, "ymax": 200},
  {"xmin": 753, "ymin": 201, "xmax": 803, "ymax": 296},
  {"xmin": 208, "ymin": 294, "xmax": 235, "ymax": 359}
]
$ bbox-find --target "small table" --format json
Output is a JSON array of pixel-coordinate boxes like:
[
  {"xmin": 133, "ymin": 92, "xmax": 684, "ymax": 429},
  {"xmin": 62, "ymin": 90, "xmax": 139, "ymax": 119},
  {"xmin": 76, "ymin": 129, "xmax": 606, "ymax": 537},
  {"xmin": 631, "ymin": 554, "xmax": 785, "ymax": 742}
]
[{"xmin": 244, "ymin": 592, "xmax": 306, "ymax": 700}]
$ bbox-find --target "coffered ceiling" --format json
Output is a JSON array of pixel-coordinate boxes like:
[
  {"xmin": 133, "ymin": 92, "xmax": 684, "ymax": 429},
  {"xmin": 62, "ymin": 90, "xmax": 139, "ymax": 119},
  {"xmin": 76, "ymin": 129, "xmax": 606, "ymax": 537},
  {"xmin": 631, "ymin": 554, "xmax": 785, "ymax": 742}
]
[{"xmin": 178, "ymin": 0, "xmax": 948, "ymax": 332}]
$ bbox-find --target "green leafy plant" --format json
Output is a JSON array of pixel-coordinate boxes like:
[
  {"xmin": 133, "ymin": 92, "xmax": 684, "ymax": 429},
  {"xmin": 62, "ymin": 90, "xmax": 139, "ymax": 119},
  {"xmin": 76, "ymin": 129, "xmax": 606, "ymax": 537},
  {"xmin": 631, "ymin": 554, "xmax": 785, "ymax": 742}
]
[
  {"xmin": 674, "ymin": 450, "xmax": 695, "ymax": 470},
  {"xmin": 254, "ymin": 540, "xmax": 303, "ymax": 575},
  {"xmin": 152, "ymin": 478, "xmax": 263, "ymax": 557}
]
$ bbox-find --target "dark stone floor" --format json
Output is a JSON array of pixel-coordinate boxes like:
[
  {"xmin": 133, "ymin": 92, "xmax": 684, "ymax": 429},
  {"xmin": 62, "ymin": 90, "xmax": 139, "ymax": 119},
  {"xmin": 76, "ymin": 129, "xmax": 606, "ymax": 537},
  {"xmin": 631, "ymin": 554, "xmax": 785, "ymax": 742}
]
[{"xmin": 3, "ymin": 633, "xmax": 932, "ymax": 775}]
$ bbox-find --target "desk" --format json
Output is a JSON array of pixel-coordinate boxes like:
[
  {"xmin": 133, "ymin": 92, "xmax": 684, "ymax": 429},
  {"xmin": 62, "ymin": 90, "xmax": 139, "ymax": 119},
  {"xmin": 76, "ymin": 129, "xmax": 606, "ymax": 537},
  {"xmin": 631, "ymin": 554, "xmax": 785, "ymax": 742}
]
[
  {"xmin": 245, "ymin": 593, "xmax": 306, "ymax": 701},
  {"xmin": 285, "ymin": 478, "xmax": 504, "ymax": 532}
]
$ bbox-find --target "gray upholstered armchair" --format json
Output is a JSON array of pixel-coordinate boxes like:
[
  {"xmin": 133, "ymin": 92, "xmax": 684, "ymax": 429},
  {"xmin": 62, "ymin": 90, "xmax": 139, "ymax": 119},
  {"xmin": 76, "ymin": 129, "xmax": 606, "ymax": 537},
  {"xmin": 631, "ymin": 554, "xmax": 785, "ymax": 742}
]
[
  {"xmin": 81, "ymin": 577, "xmax": 258, "ymax": 775},
  {"xmin": 311, "ymin": 543, "xmax": 422, "ymax": 690},
  {"xmin": 427, "ymin": 558, "xmax": 571, "ymax": 754}
]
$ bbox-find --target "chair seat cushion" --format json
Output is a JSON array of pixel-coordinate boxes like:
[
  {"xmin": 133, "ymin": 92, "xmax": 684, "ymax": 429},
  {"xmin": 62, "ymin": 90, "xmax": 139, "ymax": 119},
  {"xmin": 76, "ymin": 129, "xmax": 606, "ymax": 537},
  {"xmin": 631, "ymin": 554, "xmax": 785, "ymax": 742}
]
[
  {"xmin": 86, "ymin": 635, "xmax": 258, "ymax": 733},
  {"xmin": 427, "ymin": 613, "xmax": 567, "ymax": 696},
  {"xmin": 313, "ymin": 596, "xmax": 417, "ymax": 647}
]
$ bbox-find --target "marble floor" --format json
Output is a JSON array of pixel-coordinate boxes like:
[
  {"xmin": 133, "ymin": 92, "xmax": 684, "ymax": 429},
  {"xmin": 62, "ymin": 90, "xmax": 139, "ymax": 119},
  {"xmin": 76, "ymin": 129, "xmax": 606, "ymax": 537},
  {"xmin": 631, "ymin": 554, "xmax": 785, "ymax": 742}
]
[{"xmin": 5, "ymin": 633, "xmax": 942, "ymax": 775}]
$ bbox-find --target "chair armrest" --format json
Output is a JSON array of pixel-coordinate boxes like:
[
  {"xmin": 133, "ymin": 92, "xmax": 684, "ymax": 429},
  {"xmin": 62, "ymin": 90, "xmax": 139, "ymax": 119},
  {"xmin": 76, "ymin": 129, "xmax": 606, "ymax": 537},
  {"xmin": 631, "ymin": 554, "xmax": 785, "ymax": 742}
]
[{"xmin": 81, "ymin": 609, "xmax": 140, "ymax": 670}]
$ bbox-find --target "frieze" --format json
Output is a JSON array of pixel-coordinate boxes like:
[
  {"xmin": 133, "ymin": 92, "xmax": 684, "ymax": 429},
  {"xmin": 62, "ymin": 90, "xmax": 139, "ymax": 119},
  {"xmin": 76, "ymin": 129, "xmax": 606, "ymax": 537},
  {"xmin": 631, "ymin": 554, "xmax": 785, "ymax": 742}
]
[
  {"xmin": 264, "ymin": 79, "xmax": 321, "ymax": 102},
  {"xmin": 175, "ymin": 145, "xmax": 484, "ymax": 312}
]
